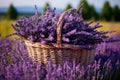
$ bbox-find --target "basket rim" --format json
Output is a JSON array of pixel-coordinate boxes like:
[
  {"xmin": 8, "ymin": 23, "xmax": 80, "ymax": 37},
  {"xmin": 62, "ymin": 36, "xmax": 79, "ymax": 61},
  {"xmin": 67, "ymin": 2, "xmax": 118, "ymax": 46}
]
[{"xmin": 24, "ymin": 39, "xmax": 95, "ymax": 50}]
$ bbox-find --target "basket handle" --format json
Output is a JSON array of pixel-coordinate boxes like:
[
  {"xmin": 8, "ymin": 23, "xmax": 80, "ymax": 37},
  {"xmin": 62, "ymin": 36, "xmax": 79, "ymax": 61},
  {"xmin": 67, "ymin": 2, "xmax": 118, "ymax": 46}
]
[{"xmin": 56, "ymin": 8, "xmax": 77, "ymax": 48}]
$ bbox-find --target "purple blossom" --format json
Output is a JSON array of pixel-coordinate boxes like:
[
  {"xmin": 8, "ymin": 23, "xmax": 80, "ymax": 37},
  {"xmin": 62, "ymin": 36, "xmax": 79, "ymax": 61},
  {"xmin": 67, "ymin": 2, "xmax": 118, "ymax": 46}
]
[{"xmin": 10, "ymin": 6, "xmax": 115, "ymax": 49}]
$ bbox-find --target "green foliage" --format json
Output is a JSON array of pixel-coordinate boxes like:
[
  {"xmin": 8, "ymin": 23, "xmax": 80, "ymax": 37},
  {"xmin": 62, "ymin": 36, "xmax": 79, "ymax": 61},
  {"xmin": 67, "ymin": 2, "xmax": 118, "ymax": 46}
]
[
  {"xmin": 77, "ymin": 0, "xmax": 120, "ymax": 21},
  {"xmin": 64, "ymin": 3, "xmax": 72, "ymax": 11},
  {"xmin": 90, "ymin": 5, "xmax": 99, "ymax": 20},
  {"xmin": 113, "ymin": 5, "xmax": 120, "ymax": 21},
  {"xmin": 6, "ymin": 4, "xmax": 18, "ymax": 20},
  {"xmin": 43, "ymin": 2, "xmax": 50, "ymax": 12},
  {"xmin": 78, "ymin": 0, "xmax": 91, "ymax": 20},
  {"xmin": 100, "ymin": 1, "xmax": 112, "ymax": 21},
  {"xmin": 78, "ymin": 0, "xmax": 99, "ymax": 20},
  {"xmin": 6, "ymin": 55, "xmax": 11, "ymax": 64}
]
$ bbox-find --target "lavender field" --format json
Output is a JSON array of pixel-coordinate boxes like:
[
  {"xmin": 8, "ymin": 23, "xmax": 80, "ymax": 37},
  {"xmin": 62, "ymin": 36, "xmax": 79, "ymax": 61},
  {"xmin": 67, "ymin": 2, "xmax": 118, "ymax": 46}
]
[
  {"xmin": 0, "ymin": 34, "xmax": 120, "ymax": 80},
  {"xmin": 0, "ymin": 2, "xmax": 120, "ymax": 80}
]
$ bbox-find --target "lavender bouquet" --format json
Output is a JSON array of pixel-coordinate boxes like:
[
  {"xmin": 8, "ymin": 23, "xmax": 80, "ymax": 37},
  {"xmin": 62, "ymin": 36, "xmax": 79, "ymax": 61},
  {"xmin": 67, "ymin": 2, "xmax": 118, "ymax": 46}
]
[{"xmin": 11, "ymin": 5, "xmax": 113, "ymax": 49}]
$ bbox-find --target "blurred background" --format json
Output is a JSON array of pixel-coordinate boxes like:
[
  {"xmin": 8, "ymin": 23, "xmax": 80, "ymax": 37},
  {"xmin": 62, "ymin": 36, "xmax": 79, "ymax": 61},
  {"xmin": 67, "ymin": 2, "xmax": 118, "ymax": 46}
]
[{"xmin": 0, "ymin": 0, "xmax": 120, "ymax": 38}]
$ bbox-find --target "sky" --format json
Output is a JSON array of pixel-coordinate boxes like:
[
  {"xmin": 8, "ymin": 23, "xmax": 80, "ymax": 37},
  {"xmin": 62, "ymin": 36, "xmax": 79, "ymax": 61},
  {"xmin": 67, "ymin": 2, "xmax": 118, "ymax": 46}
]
[{"xmin": 0, "ymin": 0, "xmax": 120, "ymax": 9}]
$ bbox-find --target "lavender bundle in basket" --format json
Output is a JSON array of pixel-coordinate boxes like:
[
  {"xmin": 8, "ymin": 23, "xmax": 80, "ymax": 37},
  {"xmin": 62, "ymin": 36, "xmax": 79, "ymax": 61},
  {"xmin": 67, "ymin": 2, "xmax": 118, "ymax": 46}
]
[
  {"xmin": 11, "ymin": 6, "xmax": 112, "ymax": 49},
  {"xmin": 12, "ymin": 6, "xmax": 59, "ymax": 43}
]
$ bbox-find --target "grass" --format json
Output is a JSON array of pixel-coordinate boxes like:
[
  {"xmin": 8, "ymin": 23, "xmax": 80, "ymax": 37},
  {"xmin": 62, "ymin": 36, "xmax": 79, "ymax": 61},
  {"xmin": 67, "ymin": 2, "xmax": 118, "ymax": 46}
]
[
  {"xmin": 97, "ymin": 22, "xmax": 120, "ymax": 36},
  {"xmin": 0, "ymin": 19, "xmax": 120, "ymax": 38},
  {"xmin": 0, "ymin": 19, "xmax": 15, "ymax": 38}
]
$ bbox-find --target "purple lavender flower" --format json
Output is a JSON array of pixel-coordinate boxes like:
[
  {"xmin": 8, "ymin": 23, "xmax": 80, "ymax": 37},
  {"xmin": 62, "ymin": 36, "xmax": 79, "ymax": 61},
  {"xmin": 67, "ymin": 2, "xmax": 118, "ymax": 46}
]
[{"xmin": 10, "ymin": 5, "xmax": 115, "ymax": 49}]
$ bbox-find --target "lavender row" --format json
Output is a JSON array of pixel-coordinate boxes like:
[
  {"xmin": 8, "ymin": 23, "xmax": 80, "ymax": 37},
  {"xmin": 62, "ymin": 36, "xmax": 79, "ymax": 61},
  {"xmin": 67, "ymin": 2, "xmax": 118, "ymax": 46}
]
[{"xmin": 0, "ymin": 38, "xmax": 120, "ymax": 80}]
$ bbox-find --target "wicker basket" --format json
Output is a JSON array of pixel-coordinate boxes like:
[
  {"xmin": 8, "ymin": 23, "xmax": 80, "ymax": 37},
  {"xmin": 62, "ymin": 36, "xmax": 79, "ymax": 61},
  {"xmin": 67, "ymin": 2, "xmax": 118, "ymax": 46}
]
[{"xmin": 24, "ymin": 8, "xmax": 95, "ymax": 65}]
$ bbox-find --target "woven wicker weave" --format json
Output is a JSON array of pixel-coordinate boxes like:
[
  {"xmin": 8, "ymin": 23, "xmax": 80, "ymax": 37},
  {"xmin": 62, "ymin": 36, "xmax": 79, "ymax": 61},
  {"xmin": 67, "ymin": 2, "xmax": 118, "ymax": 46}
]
[{"xmin": 24, "ymin": 8, "xmax": 95, "ymax": 65}]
